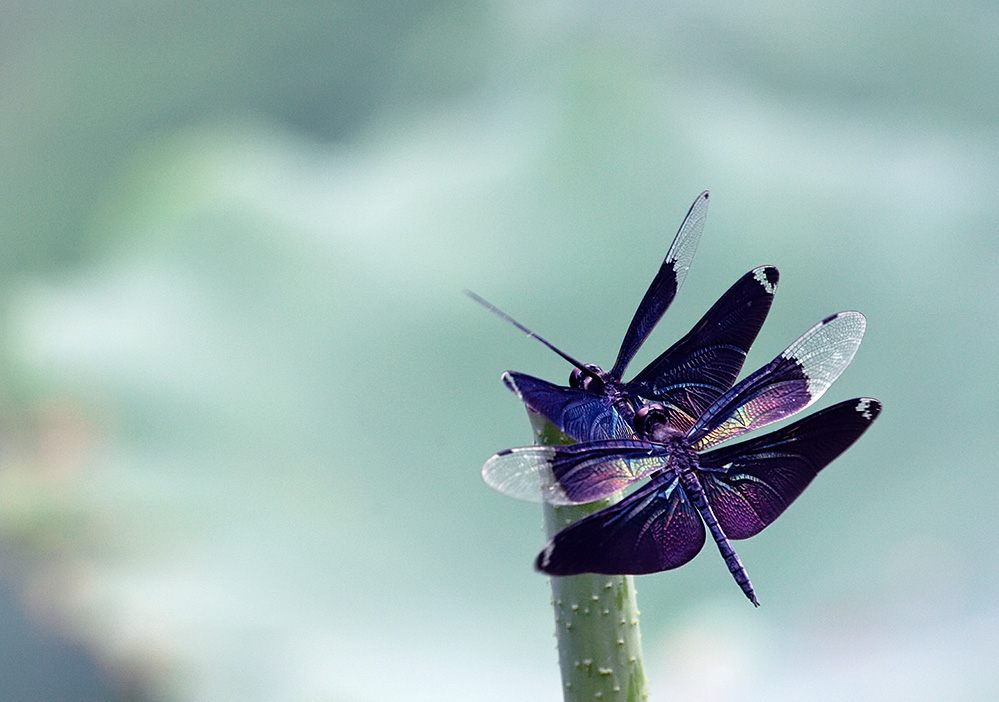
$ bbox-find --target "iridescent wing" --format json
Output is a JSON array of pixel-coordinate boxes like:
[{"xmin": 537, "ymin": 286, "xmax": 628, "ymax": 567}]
[
  {"xmin": 697, "ymin": 398, "xmax": 881, "ymax": 539},
  {"xmin": 500, "ymin": 265, "xmax": 776, "ymax": 442},
  {"xmin": 482, "ymin": 439, "xmax": 669, "ymax": 505},
  {"xmin": 608, "ymin": 190, "xmax": 709, "ymax": 380},
  {"xmin": 686, "ymin": 311, "xmax": 866, "ymax": 451},
  {"xmin": 535, "ymin": 474, "xmax": 706, "ymax": 575},
  {"xmin": 626, "ymin": 265, "xmax": 779, "ymax": 433},
  {"xmin": 502, "ymin": 371, "xmax": 633, "ymax": 441}
]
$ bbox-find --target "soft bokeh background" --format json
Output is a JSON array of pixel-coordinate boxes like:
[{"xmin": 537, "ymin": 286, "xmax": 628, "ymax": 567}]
[{"xmin": 0, "ymin": 1, "xmax": 996, "ymax": 700}]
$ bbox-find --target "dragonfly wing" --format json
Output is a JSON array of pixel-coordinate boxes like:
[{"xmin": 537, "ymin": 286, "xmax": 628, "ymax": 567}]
[
  {"xmin": 535, "ymin": 475, "xmax": 706, "ymax": 575},
  {"xmin": 698, "ymin": 398, "xmax": 882, "ymax": 539},
  {"xmin": 503, "ymin": 371, "xmax": 632, "ymax": 441},
  {"xmin": 483, "ymin": 440, "xmax": 669, "ymax": 505},
  {"xmin": 482, "ymin": 446, "xmax": 561, "ymax": 504},
  {"xmin": 687, "ymin": 311, "xmax": 867, "ymax": 451},
  {"xmin": 628, "ymin": 265, "xmax": 779, "ymax": 426},
  {"xmin": 608, "ymin": 191, "xmax": 709, "ymax": 380}
]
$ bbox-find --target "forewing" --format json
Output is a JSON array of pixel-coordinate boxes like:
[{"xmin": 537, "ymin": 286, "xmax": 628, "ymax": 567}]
[
  {"xmin": 608, "ymin": 191, "xmax": 709, "ymax": 380},
  {"xmin": 535, "ymin": 475, "xmax": 706, "ymax": 575},
  {"xmin": 627, "ymin": 266, "xmax": 779, "ymax": 427},
  {"xmin": 698, "ymin": 398, "xmax": 881, "ymax": 539},
  {"xmin": 503, "ymin": 371, "xmax": 633, "ymax": 441},
  {"xmin": 687, "ymin": 311, "xmax": 866, "ymax": 451},
  {"xmin": 482, "ymin": 440, "xmax": 669, "ymax": 505}
]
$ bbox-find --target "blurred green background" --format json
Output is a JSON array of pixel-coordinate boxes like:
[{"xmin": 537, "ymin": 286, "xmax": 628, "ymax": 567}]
[{"xmin": 0, "ymin": 1, "xmax": 996, "ymax": 700}]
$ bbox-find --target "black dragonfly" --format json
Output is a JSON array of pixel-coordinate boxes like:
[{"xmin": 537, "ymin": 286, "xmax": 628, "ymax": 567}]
[
  {"xmin": 483, "ymin": 311, "xmax": 880, "ymax": 605},
  {"xmin": 469, "ymin": 191, "xmax": 780, "ymax": 442}
]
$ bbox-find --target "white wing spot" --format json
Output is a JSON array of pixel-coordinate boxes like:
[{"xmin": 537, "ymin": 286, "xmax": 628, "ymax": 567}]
[
  {"xmin": 539, "ymin": 542, "xmax": 554, "ymax": 568},
  {"xmin": 753, "ymin": 266, "xmax": 777, "ymax": 294},
  {"xmin": 856, "ymin": 398, "xmax": 873, "ymax": 419}
]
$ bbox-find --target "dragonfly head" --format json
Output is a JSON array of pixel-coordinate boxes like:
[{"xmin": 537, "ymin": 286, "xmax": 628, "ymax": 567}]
[
  {"xmin": 634, "ymin": 402, "xmax": 681, "ymax": 443},
  {"xmin": 569, "ymin": 364, "xmax": 606, "ymax": 394}
]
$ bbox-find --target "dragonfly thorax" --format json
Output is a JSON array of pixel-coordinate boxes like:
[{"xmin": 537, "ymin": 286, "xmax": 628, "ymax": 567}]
[{"xmin": 635, "ymin": 402, "xmax": 685, "ymax": 444}]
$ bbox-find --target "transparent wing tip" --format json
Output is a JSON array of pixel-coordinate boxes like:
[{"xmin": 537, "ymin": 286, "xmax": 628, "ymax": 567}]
[{"xmin": 481, "ymin": 446, "xmax": 563, "ymax": 504}]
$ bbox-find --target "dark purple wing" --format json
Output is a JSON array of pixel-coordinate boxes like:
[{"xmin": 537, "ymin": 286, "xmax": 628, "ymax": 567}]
[
  {"xmin": 482, "ymin": 439, "xmax": 669, "ymax": 505},
  {"xmin": 626, "ymin": 266, "xmax": 779, "ymax": 432},
  {"xmin": 687, "ymin": 311, "xmax": 866, "ymax": 451},
  {"xmin": 536, "ymin": 474, "xmax": 706, "ymax": 576},
  {"xmin": 608, "ymin": 191, "xmax": 709, "ymax": 381},
  {"xmin": 697, "ymin": 398, "xmax": 881, "ymax": 539},
  {"xmin": 503, "ymin": 371, "xmax": 633, "ymax": 442}
]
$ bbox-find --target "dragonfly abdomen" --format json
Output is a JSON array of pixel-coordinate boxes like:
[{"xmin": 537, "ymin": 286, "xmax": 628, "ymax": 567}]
[{"xmin": 678, "ymin": 468, "xmax": 760, "ymax": 607}]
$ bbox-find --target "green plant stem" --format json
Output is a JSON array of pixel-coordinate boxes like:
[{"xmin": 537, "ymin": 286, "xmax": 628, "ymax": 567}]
[{"xmin": 531, "ymin": 413, "xmax": 649, "ymax": 701}]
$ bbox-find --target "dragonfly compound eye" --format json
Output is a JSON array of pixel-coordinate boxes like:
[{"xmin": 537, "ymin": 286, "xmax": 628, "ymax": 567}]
[
  {"xmin": 634, "ymin": 403, "xmax": 668, "ymax": 436},
  {"xmin": 570, "ymin": 365, "xmax": 604, "ymax": 394}
]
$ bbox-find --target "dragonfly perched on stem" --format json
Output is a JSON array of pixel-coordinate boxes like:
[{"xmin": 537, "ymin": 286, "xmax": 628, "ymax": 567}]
[{"xmin": 484, "ymin": 311, "xmax": 880, "ymax": 605}]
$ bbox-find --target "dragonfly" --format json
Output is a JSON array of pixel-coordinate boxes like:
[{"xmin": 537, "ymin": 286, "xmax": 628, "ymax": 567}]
[
  {"xmin": 469, "ymin": 191, "xmax": 779, "ymax": 442},
  {"xmin": 482, "ymin": 311, "xmax": 880, "ymax": 605}
]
